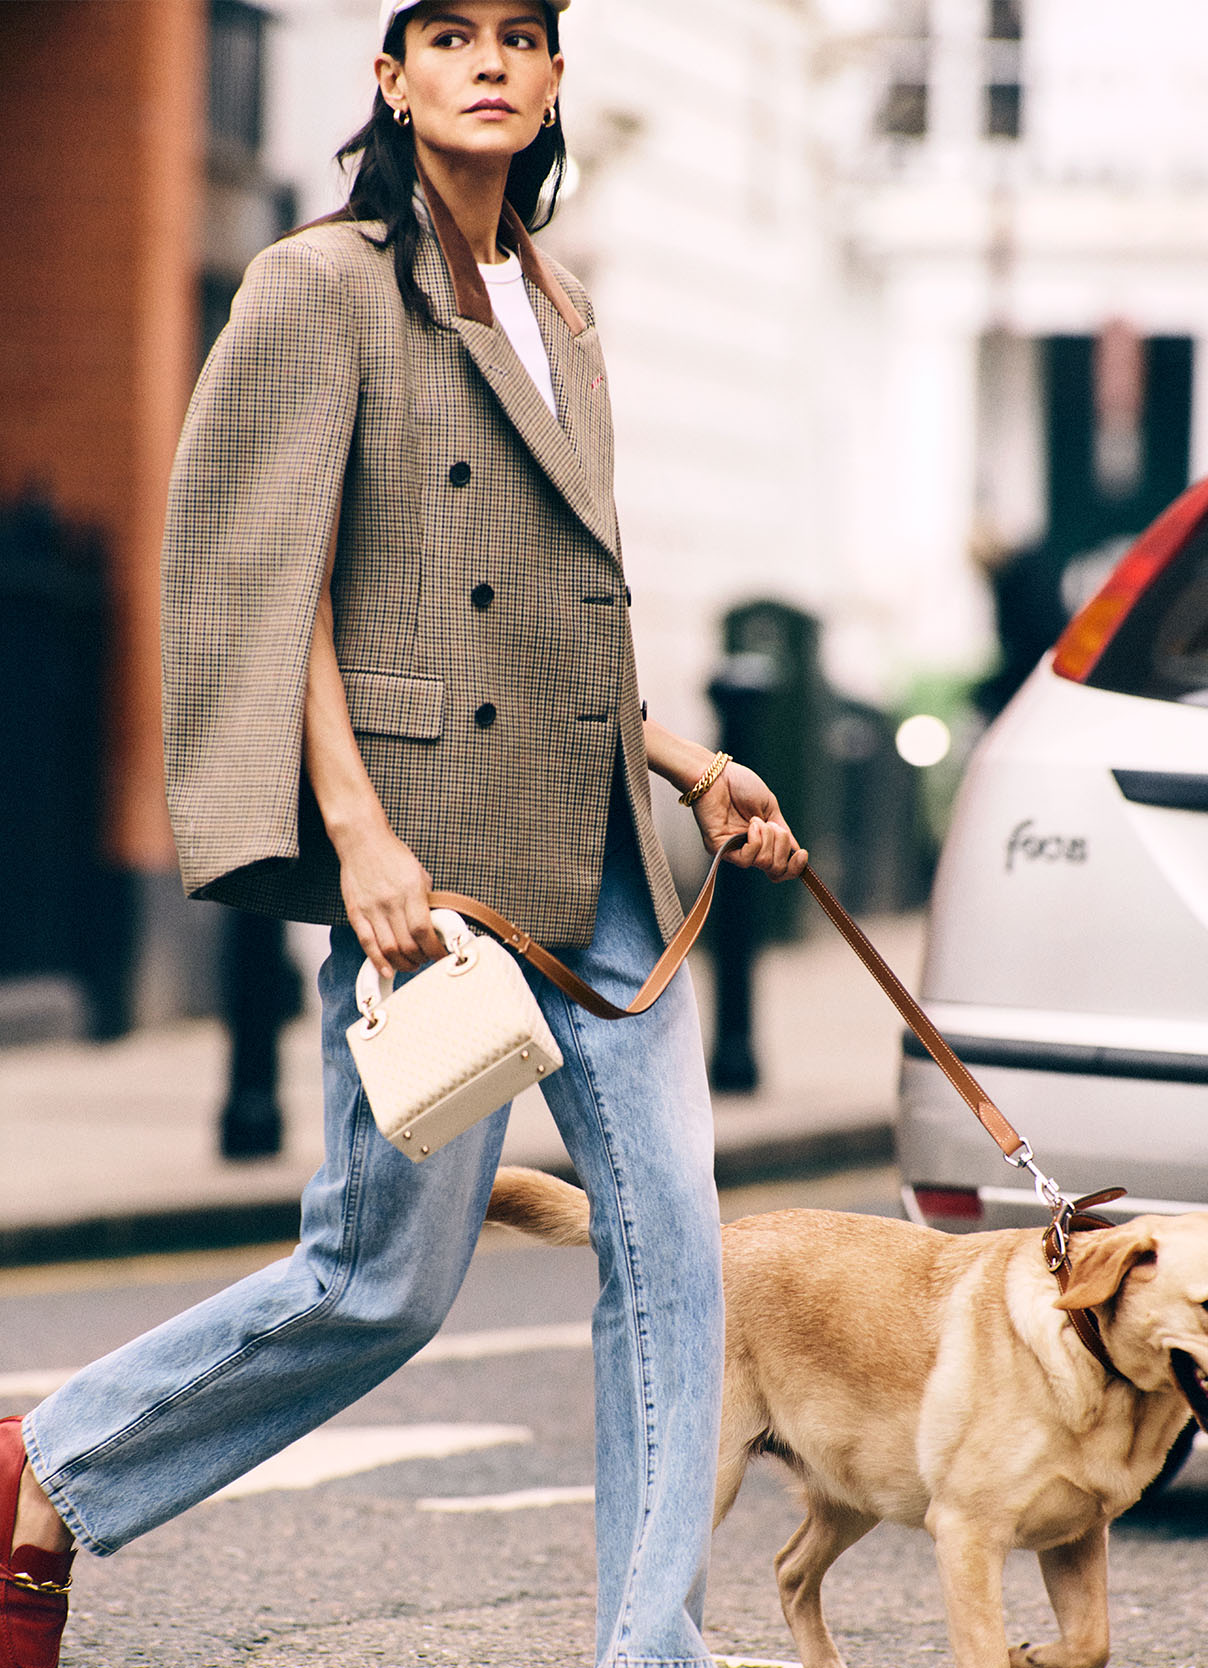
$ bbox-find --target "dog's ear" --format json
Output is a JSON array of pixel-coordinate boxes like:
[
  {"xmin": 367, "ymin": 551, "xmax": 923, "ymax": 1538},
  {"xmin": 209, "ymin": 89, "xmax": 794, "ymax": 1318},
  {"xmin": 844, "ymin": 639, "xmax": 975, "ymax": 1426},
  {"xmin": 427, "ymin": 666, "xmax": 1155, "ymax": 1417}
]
[{"xmin": 1054, "ymin": 1223, "xmax": 1157, "ymax": 1311}]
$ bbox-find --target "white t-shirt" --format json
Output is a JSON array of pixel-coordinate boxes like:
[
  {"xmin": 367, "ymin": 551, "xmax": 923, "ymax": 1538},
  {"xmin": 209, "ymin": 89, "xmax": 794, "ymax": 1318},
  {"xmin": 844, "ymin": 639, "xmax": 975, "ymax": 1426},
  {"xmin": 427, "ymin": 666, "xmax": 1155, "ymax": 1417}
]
[{"xmin": 478, "ymin": 250, "xmax": 558, "ymax": 417}]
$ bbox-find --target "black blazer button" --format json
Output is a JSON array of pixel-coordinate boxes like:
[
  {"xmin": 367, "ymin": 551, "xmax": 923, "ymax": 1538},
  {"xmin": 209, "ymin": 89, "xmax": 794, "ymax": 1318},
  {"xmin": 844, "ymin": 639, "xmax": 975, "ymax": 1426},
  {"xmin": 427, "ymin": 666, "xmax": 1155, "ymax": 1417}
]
[
  {"xmin": 625, "ymin": 585, "xmax": 633, "ymax": 607},
  {"xmin": 449, "ymin": 461, "xmax": 472, "ymax": 487},
  {"xmin": 641, "ymin": 700, "xmax": 648, "ymax": 721},
  {"xmin": 474, "ymin": 701, "xmax": 497, "ymax": 729},
  {"xmin": 471, "ymin": 582, "xmax": 495, "ymax": 610}
]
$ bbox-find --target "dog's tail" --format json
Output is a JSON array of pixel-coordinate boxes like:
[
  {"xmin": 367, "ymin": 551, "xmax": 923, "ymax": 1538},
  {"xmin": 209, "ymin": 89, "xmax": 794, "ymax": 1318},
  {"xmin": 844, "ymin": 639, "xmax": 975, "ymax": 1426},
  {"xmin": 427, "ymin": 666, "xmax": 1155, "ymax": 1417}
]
[{"xmin": 487, "ymin": 1166, "xmax": 592, "ymax": 1247}]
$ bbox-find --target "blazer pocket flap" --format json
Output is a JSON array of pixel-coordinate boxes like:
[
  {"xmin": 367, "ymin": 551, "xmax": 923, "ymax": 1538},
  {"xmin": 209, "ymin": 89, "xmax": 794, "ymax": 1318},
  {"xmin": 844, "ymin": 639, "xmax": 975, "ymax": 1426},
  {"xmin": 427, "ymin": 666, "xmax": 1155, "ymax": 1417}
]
[{"xmin": 343, "ymin": 672, "xmax": 444, "ymax": 739}]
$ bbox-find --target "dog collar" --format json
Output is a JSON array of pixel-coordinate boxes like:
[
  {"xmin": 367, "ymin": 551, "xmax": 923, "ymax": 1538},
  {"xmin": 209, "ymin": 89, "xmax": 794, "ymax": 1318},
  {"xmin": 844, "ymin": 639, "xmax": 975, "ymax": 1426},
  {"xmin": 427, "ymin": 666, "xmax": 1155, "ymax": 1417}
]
[{"xmin": 1043, "ymin": 1193, "xmax": 1135, "ymax": 1384}]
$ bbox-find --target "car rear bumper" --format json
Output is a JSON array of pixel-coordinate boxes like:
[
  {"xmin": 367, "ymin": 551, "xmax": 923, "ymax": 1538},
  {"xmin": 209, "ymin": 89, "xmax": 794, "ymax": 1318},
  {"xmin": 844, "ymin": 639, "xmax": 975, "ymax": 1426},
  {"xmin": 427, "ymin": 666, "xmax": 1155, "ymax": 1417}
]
[
  {"xmin": 900, "ymin": 1180, "xmax": 1208, "ymax": 1232},
  {"xmin": 898, "ymin": 1051, "xmax": 1208, "ymax": 1231}
]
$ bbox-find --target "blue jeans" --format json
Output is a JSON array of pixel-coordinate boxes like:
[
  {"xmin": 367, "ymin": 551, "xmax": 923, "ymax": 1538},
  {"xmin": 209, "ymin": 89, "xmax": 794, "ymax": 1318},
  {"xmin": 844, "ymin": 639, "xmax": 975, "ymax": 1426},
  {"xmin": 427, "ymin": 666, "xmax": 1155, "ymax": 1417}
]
[{"xmin": 24, "ymin": 800, "xmax": 724, "ymax": 1668}]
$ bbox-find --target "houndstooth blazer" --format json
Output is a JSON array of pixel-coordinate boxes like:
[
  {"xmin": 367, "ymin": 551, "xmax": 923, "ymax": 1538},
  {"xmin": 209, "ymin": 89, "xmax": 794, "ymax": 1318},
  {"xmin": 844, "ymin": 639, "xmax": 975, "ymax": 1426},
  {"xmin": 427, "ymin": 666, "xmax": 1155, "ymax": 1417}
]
[{"xmin": 161, "ymin": 188, "xmax": 682, "ymax": 946}]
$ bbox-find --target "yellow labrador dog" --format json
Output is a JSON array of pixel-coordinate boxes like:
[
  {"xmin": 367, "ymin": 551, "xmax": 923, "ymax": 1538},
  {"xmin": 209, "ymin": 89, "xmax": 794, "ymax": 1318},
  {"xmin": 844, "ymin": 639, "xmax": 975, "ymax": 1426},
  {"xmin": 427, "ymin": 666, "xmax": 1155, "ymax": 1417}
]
[{"xmin": 486, "ymin": 1168, "xmax": 1208, "ymax": 1668}]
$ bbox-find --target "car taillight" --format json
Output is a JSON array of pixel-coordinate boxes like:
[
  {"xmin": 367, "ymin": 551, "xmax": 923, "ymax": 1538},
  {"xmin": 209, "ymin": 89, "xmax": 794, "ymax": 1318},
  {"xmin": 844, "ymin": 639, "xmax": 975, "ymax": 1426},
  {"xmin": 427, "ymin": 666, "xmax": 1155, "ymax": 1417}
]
[
  {"xmin": 1052, "ymin": 477, "xmax": 1208, "ymax": 683},
  {"xmin": 913, "ymin": 1186, "xmax": 983, "ymax": 1223}
]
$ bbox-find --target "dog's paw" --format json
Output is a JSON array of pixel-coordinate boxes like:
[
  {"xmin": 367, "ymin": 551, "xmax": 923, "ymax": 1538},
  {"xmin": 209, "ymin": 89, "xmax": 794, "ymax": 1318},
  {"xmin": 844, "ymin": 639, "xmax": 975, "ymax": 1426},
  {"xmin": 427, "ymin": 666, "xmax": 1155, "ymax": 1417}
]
[{"xmin": 1009, "ymin": 1641, "xmax": 1110, "ymax": 1668}]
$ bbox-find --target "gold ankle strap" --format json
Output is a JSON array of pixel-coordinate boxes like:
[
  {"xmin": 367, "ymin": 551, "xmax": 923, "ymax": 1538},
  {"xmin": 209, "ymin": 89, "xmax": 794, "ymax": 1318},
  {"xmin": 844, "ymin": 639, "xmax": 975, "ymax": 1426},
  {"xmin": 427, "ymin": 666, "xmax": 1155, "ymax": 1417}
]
[{"xmin": 2, "ymin": 1565, "xmax": 72, "ymax": 1597}]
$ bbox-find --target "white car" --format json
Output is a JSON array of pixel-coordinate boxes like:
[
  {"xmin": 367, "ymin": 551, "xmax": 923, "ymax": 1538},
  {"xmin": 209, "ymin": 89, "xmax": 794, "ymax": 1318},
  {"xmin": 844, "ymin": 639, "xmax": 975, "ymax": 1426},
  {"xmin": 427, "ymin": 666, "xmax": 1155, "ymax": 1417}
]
[{"xmin": 899, "ymin": 478, "xmax": 1208, "ymax": 1234}]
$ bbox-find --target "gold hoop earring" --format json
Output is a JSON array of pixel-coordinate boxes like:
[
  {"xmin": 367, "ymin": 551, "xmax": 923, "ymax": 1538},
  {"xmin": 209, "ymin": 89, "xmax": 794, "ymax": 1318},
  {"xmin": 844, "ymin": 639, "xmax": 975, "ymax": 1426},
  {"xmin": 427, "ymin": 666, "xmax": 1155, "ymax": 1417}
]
[
  {"xmin": 542, "ymin": 106, "xmax": 556, "ymax": 129},
  {"xmin": 394, "ymin": 106, "xmax": 411, "ymax": 127}
]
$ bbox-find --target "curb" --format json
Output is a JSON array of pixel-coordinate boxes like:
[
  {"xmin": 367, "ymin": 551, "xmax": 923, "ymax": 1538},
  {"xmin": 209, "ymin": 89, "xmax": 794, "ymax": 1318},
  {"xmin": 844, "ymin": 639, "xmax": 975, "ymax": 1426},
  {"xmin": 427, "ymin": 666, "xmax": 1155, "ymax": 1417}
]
[
  {"xmin": 0, "ymin": 1201, "xmax": 306, "ymax": 1271},
  {"xmin": 0, "ymin": 1121, "xmax": 895, "ymax": 1269},
  {"xmin": 714, "ymin": 1118, "xmax": 894, "ymax": 1191}
]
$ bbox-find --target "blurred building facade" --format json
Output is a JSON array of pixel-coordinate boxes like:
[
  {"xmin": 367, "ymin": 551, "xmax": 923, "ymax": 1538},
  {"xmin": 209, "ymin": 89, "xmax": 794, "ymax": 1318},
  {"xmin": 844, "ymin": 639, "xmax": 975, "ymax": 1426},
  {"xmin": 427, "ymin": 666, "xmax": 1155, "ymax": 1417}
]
[
  {"xmin": 3, "ymin": 0, "xmax": 1208, "ymax": 1032},
  {"xmin": 0, "ymin": 0, "xmax": 201, "ymax": 885},
  {"xmin": 0, "ymin": 1, "xmax": 202, "ymax": 1037},
  {"xmin": 815, "ymin": 0, "xmax": 1208, "ymax": 713},
  {"xmin": 0, "ymin": 0, "xmax": 294, "ymax": 1035}
]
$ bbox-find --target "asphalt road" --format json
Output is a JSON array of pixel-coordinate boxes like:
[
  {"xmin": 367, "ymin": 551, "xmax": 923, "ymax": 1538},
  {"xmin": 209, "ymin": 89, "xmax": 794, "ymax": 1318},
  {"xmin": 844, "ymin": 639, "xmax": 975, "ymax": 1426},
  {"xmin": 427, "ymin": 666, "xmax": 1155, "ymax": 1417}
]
[{"xmin": 0, "ymin": 1166, "xmax": 1205, "ymax": 1668}]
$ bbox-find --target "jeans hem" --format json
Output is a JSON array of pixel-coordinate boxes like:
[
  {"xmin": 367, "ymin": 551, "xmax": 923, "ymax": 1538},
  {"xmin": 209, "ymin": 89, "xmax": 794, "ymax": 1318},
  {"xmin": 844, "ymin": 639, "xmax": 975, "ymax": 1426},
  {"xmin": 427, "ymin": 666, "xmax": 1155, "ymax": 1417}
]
[
  {"xmin": 21, "ymin": 1416, "xmax": 114, "ymax": 1558},
  {"xmin": 606, "ymin": 1657, "xmax": 716, "ymax": 1666}
]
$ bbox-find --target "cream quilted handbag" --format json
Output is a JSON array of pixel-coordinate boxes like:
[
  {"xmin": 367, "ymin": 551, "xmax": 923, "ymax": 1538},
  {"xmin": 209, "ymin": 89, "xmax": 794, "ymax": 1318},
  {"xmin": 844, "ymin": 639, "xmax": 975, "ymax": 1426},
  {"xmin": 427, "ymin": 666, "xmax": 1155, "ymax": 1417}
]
[
  {"xmin": 347, "ymin": 834, "xmax": 746, "ymax": 1165},
  {"xmin": 347, "ymin": 909, "xmax": 563, "ymax": 1162}
]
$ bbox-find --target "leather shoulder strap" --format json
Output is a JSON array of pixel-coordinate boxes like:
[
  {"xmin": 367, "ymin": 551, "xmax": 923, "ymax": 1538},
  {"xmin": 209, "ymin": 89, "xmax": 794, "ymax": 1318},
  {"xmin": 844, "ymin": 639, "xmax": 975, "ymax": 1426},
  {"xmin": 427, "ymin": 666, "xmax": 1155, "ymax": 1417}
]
[{"xmin": 430, "ymin": 833, "xmax": 746, "ymax": 1021}]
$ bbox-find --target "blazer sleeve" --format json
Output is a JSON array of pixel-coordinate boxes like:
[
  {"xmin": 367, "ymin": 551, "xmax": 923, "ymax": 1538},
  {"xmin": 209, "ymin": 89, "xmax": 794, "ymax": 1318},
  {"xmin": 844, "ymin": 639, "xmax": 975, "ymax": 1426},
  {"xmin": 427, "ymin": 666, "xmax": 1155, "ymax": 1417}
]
[{"xmin": 161, "ymin": 234, "xmax": 360, "ymax": 902}]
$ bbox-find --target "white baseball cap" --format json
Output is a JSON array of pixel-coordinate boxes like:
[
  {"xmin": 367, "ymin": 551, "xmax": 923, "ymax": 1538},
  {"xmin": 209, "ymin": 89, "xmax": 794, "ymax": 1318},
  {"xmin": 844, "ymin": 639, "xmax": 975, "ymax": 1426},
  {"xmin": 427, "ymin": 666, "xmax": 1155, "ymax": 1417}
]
[{"xmin": 380, "ymin": 0, "xmax": 570, "ymax": 43}]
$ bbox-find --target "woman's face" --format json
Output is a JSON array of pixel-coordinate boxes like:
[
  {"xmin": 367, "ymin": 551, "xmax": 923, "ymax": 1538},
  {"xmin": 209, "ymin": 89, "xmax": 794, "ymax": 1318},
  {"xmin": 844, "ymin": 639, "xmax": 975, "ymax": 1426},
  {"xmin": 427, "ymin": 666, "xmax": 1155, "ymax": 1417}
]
[{"xmin": 376, "ymin": 2, "xmax": 563, "ymax": 167}]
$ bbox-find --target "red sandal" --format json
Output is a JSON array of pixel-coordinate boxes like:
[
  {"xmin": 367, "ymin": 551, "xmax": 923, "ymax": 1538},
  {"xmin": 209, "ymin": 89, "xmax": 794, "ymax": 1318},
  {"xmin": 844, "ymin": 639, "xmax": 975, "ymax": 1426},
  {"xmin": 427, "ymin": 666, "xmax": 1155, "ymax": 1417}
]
[{"xmin": 0, "ymin": 1419, "xmax": 73, "ymax": 1668}]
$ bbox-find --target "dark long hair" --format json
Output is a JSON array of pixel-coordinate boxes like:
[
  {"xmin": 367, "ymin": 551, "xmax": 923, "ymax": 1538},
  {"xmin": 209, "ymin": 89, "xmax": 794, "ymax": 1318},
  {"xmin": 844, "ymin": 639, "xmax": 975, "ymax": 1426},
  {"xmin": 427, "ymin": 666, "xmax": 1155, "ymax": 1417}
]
[{"xmin": 334, "ymin": 5, "xmax": 567, "ymax": 324}]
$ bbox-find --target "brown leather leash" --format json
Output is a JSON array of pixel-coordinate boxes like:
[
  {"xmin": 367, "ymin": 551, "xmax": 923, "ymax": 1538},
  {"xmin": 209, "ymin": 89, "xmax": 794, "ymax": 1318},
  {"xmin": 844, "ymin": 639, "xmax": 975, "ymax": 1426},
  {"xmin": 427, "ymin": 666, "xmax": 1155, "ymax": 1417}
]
[
  {"xmin": 797, "ymin": 863, "xmax": 1128, "ymax": 1377},
  {"xmin": 432, "ymin": 847, "xmax": 1125, "ymax": 1376},
  {"xmin": 432, "ymin": 833, "xmax": 749, "ymax": 1022}
]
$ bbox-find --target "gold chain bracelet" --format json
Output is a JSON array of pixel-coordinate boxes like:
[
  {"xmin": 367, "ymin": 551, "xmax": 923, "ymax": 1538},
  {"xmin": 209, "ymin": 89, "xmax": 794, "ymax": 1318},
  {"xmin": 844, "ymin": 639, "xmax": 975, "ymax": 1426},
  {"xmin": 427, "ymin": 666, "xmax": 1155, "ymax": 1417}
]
[{"xmin": 678, "ymin": 750, "xmax": 732, "ymax": 807}]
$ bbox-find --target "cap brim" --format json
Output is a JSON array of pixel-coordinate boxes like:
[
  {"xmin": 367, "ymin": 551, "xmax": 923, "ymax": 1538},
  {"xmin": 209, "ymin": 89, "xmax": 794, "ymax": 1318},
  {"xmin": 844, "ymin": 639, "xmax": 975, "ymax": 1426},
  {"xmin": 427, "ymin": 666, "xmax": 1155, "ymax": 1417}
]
[{"xmin": 380, "ymin": 0, "xmax": 569, "ymax": 42}]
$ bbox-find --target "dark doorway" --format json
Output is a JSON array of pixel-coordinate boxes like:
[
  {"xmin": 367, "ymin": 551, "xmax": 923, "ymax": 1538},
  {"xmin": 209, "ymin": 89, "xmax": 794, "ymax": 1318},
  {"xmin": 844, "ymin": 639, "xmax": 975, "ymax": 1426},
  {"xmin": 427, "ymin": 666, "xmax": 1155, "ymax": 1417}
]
[{"xmin": 1044, "ymin": 333, "xmax": 1193, "ymax": 566}]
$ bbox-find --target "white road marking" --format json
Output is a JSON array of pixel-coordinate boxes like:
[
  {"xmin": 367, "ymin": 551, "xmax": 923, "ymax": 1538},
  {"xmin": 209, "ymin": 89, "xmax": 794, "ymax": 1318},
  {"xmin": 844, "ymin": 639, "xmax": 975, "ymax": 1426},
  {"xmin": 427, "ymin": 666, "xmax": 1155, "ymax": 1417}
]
[
  {"xmin": 419, "ymin": 1484, "xmax": 595, "ymax": 1513},
  {"xmin": 0, "ymin": 1370, "xmax": 74, "ymax": 1399},
  {"xmin": 211, "ymin": 1424, "xmax": 531, "ymax": 1500},
  {"xmin": 714, "ymin": 1658, "xmax": 803, "ymax": 1668},
  {"xmin": 0, "ymin": 1321, "xmax": 593, "ymax": 1405},
  {"xmin": 413, "ymin": 1320, "xmax": 591, "ymax": 1362}
]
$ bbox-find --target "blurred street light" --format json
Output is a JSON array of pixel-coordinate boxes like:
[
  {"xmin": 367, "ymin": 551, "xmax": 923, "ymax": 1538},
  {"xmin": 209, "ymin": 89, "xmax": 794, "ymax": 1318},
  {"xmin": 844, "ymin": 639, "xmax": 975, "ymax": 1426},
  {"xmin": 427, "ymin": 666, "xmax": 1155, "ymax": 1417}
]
[{"xmin": 895, "ymin": 714, "xmax": 951, "ymax": 768}]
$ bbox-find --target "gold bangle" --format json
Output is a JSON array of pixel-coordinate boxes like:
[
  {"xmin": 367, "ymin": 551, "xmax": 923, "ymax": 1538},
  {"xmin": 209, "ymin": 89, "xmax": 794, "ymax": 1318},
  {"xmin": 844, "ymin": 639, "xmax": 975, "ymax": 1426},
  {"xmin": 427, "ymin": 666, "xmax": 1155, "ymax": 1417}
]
[{"xmin": 678, "ymin": 750, "xmax": 732, "ymax": 807}]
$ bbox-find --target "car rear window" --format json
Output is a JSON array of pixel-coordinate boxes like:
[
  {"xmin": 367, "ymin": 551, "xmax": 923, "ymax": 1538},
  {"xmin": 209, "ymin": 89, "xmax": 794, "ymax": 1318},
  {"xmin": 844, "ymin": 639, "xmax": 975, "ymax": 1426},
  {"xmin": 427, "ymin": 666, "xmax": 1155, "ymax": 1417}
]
[{"xmin": 1087, "ymin": 513, "xmax": 1208, "ymax": 704}]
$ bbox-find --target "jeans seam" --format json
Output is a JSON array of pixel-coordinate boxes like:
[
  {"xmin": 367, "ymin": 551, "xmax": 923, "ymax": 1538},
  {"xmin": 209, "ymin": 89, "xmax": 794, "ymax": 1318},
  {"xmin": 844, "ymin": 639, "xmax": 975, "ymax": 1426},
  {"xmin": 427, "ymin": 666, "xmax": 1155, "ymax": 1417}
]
[
  {"xmin": 31, "ymin": 1079, "xmax": 375, "ymax": 1527},
  {"xmin": 559, "ymin": 989, "xmax": 657, "ymax": 1659}
]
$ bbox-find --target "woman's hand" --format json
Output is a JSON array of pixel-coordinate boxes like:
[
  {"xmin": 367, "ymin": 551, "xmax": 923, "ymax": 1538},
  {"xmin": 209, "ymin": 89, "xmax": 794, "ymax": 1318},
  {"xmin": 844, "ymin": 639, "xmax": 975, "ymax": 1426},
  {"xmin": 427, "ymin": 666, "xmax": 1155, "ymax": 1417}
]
[
  {"xmin": 641, "ymin": 717, "xmax": 809, "ymax": 882},
  {"xmin": 336, "ymin": 817, "xmax": 447, "ymax": 977},
  {"xmin": 692, "ymin": 761, "xmax": 809, "ymax": 882}
]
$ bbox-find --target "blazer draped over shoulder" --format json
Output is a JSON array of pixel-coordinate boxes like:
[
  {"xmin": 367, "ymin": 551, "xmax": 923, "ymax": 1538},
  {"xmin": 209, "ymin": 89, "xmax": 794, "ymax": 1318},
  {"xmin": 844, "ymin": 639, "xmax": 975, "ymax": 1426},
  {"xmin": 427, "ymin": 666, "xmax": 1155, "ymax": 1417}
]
[{"xmin": 160, "ymin": 191, "xmax": 682, "ymax": 947}]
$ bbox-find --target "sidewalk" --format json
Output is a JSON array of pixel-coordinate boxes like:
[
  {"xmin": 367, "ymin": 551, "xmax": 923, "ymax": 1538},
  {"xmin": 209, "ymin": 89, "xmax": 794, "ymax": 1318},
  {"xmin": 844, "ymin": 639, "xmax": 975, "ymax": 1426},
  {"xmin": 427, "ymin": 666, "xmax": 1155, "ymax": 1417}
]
[{"xmin": 0, "ymin": 916, "xmax": 924, "ymax": 1266}]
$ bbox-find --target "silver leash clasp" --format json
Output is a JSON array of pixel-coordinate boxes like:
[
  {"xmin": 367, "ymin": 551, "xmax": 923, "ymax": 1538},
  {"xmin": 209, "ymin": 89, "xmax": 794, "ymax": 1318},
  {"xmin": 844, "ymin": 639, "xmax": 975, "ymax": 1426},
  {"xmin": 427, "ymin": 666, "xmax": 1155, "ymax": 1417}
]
[{"xmin": 1004, "ymin": 1138, "xmax": 1075, "ymax": 1266}]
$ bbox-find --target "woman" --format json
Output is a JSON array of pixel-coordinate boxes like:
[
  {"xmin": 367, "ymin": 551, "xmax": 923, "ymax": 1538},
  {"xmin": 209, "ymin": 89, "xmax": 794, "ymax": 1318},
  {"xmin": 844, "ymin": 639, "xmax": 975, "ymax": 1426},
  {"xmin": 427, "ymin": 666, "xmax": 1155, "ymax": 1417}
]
[{"xmin": 0, "ymin": 4, "xmax": 807, "ymax": 1664}]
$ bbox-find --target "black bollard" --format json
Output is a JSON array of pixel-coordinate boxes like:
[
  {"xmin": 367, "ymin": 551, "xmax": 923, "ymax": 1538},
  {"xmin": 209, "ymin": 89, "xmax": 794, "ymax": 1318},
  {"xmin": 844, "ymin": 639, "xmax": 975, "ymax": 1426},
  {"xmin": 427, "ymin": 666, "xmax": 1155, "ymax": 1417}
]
[
  {"xmin": 218, "ymin": 910, "xmax": 301, "ymax": 1159},
  {"xmin": 708, "ymin": 862, "xmax": 760, "ymax": 1092}
]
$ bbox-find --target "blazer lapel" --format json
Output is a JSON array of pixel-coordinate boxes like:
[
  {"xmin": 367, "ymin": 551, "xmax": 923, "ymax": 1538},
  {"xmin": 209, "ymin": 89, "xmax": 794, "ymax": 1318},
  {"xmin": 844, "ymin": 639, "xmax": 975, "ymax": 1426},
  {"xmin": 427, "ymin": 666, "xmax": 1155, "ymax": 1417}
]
[
  {"xmin": 531, "ymin": 288, "xmax": 616, "ymax": 551},
  {"xmin": 503, "ymin": 202, "xmax": 617, "ymax": 541},
  {"xmin": 418, "ymin": 178, "xmax": 620, "ymax": 560}
]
